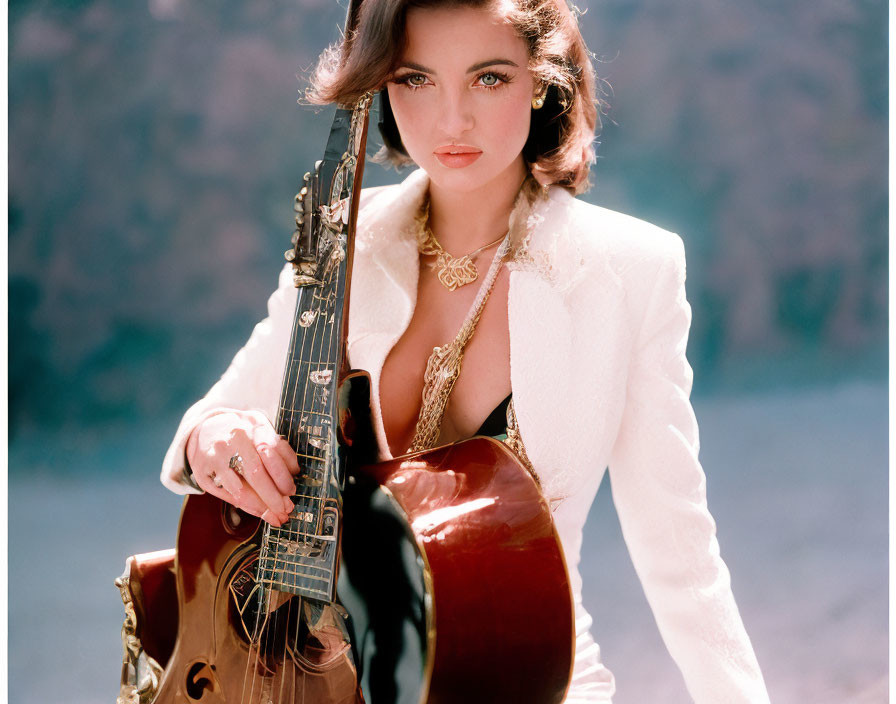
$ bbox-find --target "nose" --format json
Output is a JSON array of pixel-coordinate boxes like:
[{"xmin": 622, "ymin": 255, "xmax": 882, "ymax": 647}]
[{"xmin": 435, "ymin": 87, "xmax": 475, "ymax": 139}]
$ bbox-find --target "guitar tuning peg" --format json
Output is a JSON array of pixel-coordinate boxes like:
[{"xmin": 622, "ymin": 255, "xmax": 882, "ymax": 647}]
[
  {"xmin": 291, "ymin": 230, "xmax": 300, "ymax": 244},
  {"xmin": 294, "ymin": 195, "xmax": 303, "ymax": 212},
  {"xmin": 315, "ymin": 160, "xmax": 322, "ymax": 170},
  {"xmin": 284, "ymin": 249, "xmax": 296, "ymax": 262},
  {"xmin": 304, "ymin": 171, "xmax": 311, "ymax": 182},
  {"xmin": 300, "ymin": 186, "xmax": 308, "ymax": 197},
  {"xmin": 295, "ymin": 214, "xmax": 304, "ymax": 227}
]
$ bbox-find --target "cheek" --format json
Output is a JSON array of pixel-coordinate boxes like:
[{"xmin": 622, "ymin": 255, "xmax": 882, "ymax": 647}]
[
  {"xmin": 488, "ymin": 92, "xmax": 532, "ymax": 142},
  {"xmin": 474, "ymin": 91, "xmax": 532, "ymax": 161},
  {"xmin": 386, "ymin": 87, "xmax": 428, "ymax": 149}
]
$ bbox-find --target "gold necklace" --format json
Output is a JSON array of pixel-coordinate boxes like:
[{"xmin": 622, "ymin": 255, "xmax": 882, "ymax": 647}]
[
  {"xmin": 408, "ymin": 233, "xmax": 512, "ymax": 452},
  {"xmin": 414, "ymin": 197, "xmax": 508, "ymax": 291}
]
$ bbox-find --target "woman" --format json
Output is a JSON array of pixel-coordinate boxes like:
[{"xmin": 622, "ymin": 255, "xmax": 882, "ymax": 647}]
[{"xmin": 161, "ymin": 0, "xmax": 770, "ymax": 701}]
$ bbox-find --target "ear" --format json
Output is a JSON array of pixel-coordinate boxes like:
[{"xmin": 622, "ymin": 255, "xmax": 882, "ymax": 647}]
[{"xmin": 522, "ymin": 83, "xmax": 563, "ymax": 163}]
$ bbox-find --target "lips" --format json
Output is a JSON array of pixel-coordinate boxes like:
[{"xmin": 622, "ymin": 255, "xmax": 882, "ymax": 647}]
[
  {"xmin": 434, "ymin": 145, "xmax": 481, "ymax": 154},
  {"xmin": 434, "ymin": 145, "xmax": 482, "ymax": 168}
]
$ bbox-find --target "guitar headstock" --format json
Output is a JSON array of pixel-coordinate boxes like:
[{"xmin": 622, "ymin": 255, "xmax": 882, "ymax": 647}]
[{"xmin": 286, "ymin": 160, "xmax": 324, "ymax": 288}]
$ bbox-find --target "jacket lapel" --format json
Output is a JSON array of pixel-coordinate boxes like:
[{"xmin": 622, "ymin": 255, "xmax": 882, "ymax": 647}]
[
  {"xmin": 347, "ymin": 169, "xmax": 428, "ymax": 368},
  {"xmin": 506, "ymin": 187, "xmax": 629, "ymax": 500}
]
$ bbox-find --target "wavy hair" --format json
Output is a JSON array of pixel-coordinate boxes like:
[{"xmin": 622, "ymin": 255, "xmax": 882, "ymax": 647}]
[{"xmin": 307, "ymin": 0, "xmax": 603, "ymax": 194}]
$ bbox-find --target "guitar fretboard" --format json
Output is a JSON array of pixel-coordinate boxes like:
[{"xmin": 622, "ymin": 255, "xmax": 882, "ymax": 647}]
[{"xmin": 261, "ymin": 234, "xmax": 349, "ymax": 601}]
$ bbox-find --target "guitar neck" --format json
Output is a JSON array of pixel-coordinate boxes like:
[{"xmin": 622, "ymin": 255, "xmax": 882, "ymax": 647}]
[{"xmin": 259, "ymin": 97, "xmax": 372, "ymax": 603}]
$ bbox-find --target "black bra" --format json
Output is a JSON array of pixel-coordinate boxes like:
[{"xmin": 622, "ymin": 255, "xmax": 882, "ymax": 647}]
[{"xmin": 475, "ymin": 393, "xmax": 513, "ymax": 437}]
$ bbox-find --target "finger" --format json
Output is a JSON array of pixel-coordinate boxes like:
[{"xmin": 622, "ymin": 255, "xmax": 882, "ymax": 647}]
[
  {"xmin": 251, "ymin": 422, "xmax": 300, "ymax": 476},
  {"xmin": 213, "ymin": 440, "xmax": 250, "ymax": 500},
  {"xmin": 275, "ymin": 436, "xmax": 302, "ymax": 475},
  {"xmin": 219, "ymin": 488, "xmax": 283, "ymax": 527},
  {"xmin": 261, "ymin": 509, "xmax": 288, "ymax": 527},
  {"xmin": 234, "ymin": 483, "xmax": 281, "ymax": 524},
  {"xmin": 191, "ymin": 457, "xmax": 232, "ymax": 497},
  {"xmin": 257, "ymin": 442, "xmax": 298, "ymax": 497},
  {"xmin": 238, "ymin": 444, "xmax": 294, "ymax": 520},
  {"xmin": 194, "ymin": 478, "xmax": 268, "ymax": 520}
]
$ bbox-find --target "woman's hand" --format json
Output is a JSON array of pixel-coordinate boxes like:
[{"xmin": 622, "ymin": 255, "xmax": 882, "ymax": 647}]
[{"xmin": 186, "ymin": 410, "xmax": 301, "ymax": 526}]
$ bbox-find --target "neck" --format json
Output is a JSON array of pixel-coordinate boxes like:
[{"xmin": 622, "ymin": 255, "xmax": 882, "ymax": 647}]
[{"xmin": 426, "ymin": 157, "xmax": 529, "ymax": 255}]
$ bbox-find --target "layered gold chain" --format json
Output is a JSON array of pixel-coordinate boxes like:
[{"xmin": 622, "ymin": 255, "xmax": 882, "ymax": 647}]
[{"xmin": 407, "ymin": 232, "xmax": 510, "ymax": 452}]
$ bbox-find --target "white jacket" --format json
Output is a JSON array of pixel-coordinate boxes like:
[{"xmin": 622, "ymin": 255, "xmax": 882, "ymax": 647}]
[{"xmin": 161, "ymin": 168, "xmax": 770, "ymax": 703}]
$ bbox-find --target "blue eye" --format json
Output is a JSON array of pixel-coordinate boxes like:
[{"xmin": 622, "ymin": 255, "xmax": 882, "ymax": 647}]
[{"xmin": 476, "ymin": 71, "xmax": 511, "ymax": 90}]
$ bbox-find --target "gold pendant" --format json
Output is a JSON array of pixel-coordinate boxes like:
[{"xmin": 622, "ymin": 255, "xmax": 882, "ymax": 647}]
[{"xmin": 435, "ymin": 253, "xmax": 478, "ymax": 291}]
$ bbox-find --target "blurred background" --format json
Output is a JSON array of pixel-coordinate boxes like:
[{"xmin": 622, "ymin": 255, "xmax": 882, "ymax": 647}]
[{"xmin": 8, "ymin": 1, "xmax": 887, "ymax": 702}]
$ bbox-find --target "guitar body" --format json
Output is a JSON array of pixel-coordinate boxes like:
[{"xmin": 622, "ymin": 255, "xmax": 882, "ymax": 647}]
[
  {"xmin": 341, "ymin": 435, "xmax": 575, "ymax": 704},
  {"xmin": 144, "ymin": 373, "xmax": 573, "ymax": 704}
]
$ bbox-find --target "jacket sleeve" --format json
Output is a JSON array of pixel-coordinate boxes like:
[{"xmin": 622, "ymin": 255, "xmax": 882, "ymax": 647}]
[
  {"xmin": 607, "ymin": 237, "xmax": 770, "ymax": 703},
  {"xmin": 159, "ymin": 264, "xmax": 298, "ymax": 494}
]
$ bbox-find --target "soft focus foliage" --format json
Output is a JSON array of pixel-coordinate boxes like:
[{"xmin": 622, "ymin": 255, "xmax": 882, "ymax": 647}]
[{"xmin": 8, "ymin": 0, "xmax": 886, "ymax": 433}]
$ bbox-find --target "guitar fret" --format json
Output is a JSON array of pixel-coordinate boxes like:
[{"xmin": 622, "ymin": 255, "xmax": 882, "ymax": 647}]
[
  {"xmin": 295, "ymin": 451, "xmax": 326, "ymax": 462},
  {"xmin": 281, "ymin": 492, "xmax": 324, "ymax": 502},
  {"xmin": 264, "ymin": 582, "xmax": 330, "ymax": 598},
  {"xmin": 278, "ymin": 407, "xmax": 329, "ymax": 416},
  {"xmin": 259, "ymin": 561, "xmax": 332, "ymax": 577},
  {"xmin": 264, "ymin": 529, "xmax": 336, "ymax": 542},
  {"xmin": 260, "ymin": 566, "xmax": 332, "ymax": 583}
]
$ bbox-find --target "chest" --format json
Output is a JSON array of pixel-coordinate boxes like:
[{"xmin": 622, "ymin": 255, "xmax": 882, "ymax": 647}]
[{"xmin": 378, "ymin": 256, "xmax": 512, "ymax": 456}]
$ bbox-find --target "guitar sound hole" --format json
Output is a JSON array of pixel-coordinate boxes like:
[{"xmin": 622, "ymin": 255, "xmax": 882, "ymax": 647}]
[
  {"xmin": 228, "ymin": 552, "xmax": 302, "ymax": 654},
  {"xmin": 185, "ymin": 661, "xmax": 214, "ymax": 699},
  {"xmin": 221, "ymin": 503, "xmax": 252, "ymax": 536}
]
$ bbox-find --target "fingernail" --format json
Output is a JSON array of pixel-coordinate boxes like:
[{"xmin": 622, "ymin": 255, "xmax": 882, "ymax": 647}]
[
  {"xmin": 261, "ymin": 509, "xmax": 276, "ymax": 525},
  {"xmin": 282, "ymin": 497, "xmax": 294, "ymax": 513}
]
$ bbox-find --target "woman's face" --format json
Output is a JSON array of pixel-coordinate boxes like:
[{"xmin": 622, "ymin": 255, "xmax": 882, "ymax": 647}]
[{"xmin": 386, "ymin": 4, "xmax": 535, "ymax": 195}]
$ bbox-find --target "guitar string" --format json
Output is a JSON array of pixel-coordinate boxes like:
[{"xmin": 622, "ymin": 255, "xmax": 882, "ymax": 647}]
[
  {"xmin": 247, "ymin": 287, "xmax": 300, "ymax": 704},
  {"xmin": 280, "ymin": 219, "xmax": 341, "ymax": 698},
  {"xmin": 240, "ymin": 282, "xmax": 293, "ymax": 704},
  {"xmin": 267, "ymin": 232, "xmax": 337, "ymax": 699},
  {"xmin": 302, "ymin": 235, "xmax": 344, "ymax": 664},
  {"xmin": 245, "ymin": 274, "xmax": 313, "ymax": 703},
  {"xmin": 241, "ymin": 281, "xmax": 298, "ymax": 704},
  {"xmin": 270, "ymin": 272, "xmax": 318, "ymax": 703},
  {"xmin": 280, "ymin": 270, "xmax": 328, "ymax": 701},
  {"xmin": 288, "ymin": 225, "xmax": 342, "ymax": 691},
  {"xmin": 279, "ymin": 258, "xmax": 328, "ymax": 699}
]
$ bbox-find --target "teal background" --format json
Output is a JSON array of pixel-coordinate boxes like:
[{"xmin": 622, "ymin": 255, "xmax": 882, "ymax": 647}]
[
  {"xmin": 7, "ymin": 1, "xmax": 888, "ymax": 702},
  {"xmin": 8, "ymin": 0, "xmax": 887, "ymax": 437}
]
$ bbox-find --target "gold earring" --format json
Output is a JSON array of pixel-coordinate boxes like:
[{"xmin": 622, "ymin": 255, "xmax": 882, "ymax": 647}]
[{"xmin": 532, "ymin": 85, "xmax": 547, "ymax": 110}]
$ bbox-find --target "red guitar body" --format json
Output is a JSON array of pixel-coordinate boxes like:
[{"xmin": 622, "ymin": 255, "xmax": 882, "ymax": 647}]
[{"xmin": 137, "ymin": 433, "xmax": 574, "ymax": 704}]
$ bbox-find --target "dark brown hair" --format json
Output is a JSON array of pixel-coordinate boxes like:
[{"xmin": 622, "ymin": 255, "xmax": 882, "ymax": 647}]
[{"xmin": 307, "ymin": 0, "xmax": 602, "ymax": 194}]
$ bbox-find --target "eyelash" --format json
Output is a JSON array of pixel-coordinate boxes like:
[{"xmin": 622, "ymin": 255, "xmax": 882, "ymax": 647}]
[{"xmin": 392, "ymin": 70, "xmax": 513, "ymax": 92}]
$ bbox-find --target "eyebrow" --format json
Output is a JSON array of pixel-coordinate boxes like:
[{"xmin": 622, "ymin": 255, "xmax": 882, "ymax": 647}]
[{"xmin": 396, "ymin": 58, "xmax": 520, "ymax": 74}]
